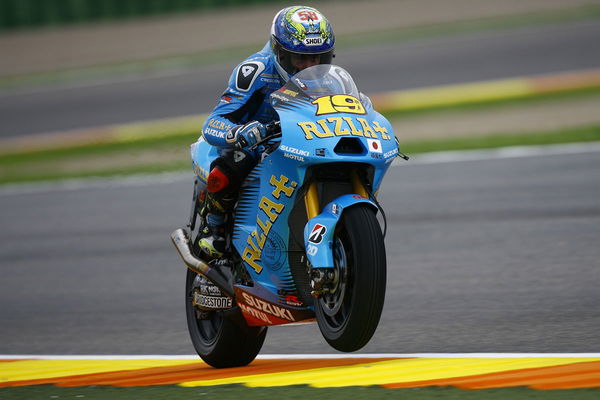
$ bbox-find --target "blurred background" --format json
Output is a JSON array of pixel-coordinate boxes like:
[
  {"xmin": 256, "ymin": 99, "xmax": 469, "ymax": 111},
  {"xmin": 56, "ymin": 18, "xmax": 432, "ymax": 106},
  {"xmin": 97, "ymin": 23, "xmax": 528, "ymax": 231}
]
[{"xmin": 0, "ymin": 0, "xmax": 599, "ymax": 356}]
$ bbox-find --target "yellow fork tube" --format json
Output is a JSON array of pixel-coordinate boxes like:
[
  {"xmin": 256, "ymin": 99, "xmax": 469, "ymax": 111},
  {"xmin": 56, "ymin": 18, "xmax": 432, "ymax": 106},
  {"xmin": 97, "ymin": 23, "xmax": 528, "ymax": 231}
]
[
  {"xmin": 351, "ymin": 169, "xmax": 369, "ymax": 198},
  {"xmin": 304, "ymin": 181, "xmax": 320, "ymax": 220}
]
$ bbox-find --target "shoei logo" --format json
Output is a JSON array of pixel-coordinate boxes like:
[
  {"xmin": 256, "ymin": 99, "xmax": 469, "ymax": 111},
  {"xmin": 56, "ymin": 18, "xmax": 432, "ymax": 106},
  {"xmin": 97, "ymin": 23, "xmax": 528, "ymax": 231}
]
[
  {"xmin": 304, "ymin": 37, "xmax": 324, "ymax": 46},
  {"xmin": 293, "ymin": 10, "xmax": 323, "ymax": 23}
]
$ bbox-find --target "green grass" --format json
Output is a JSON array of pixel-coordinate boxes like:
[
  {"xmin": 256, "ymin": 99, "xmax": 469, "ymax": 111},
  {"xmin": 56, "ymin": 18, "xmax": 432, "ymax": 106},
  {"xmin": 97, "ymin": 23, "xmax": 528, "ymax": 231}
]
[
  {"xmin": 399, "ymin": 125, "xmax": 600, "ymax": 155},
  {"xmin": 1, "ymin": 385, "xmax": 599, "ymax": 400},
  {"xmin": 1, "ymin": 124, "xmax": 599, "ymax": 185}
]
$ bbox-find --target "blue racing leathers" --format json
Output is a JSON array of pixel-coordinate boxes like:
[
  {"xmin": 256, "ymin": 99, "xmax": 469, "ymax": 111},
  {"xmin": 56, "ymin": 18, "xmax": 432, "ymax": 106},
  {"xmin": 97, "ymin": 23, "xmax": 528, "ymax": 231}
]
[
  {"xmin": 201, "ymin": 42, "xmax": 283, "ymax": 151},
  {"xmin": 197, "ymin": 42, "xmax": 285, "ymax": 229}
]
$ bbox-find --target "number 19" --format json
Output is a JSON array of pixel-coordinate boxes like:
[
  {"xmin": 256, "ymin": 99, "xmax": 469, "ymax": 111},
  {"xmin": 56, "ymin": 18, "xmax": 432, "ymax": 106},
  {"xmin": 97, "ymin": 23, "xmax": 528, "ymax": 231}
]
[{"xmin": 312, "ymin": 95, "xmax": 366, "ymax": 116}]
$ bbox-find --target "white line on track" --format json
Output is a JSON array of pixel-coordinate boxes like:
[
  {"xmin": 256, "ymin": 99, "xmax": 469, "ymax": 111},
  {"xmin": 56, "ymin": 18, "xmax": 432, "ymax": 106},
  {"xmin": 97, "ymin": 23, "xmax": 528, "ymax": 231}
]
[
  {"xmin": 2, "ymin": 353, "xmax": 600, "ymax": 360},
  {"xmin": 1, "ymin": 142, "xmax": 599, "ymax": 197}
]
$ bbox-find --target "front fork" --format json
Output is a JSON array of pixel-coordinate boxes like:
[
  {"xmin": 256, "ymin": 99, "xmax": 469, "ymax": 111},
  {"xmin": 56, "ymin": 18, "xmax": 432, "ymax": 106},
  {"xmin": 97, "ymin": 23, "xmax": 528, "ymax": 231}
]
[
  {"xmin": 304, "ymin": 169, "xmax": 368, "ymax": 220},
  {"xmin": 303, "ymin": 168, "xmax": 374, "ymax": 296}
]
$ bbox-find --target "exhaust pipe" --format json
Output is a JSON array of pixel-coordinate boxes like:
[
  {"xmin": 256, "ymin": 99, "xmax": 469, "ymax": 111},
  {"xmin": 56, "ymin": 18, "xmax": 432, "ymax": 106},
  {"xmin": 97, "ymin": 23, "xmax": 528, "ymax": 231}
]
[{"xmin": 170, "ymin": 228, "xmax": 234, "ymax": 298}]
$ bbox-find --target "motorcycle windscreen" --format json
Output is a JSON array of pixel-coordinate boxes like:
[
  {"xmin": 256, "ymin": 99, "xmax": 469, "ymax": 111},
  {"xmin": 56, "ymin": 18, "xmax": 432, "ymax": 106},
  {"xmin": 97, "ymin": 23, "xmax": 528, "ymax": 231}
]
[{"xmin": 270, "ymin": 64, "xmax": 362, "ymax": 112}]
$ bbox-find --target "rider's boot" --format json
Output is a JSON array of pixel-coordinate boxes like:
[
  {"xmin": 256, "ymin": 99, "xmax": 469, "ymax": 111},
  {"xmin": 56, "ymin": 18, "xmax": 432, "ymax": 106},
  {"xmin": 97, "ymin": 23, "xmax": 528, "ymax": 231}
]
[
  {"xmin": 197, "ymin": 190, "xmax": 234, "ymax": 259},
  {"xmin": 198, "ymin": 211, "xmax": 227, "ymax": 259}
]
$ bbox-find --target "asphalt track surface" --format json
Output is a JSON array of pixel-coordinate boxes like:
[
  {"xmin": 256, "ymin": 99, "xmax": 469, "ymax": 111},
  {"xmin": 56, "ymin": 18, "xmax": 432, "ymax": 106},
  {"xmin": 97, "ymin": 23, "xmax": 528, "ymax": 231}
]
[
  {"xmin": 1, "ymin": 148, "xmax": 599, "ymax": 355},
  {"xmin": 1, "ymin": 19, "xmax": 600, "ymax": 138}
]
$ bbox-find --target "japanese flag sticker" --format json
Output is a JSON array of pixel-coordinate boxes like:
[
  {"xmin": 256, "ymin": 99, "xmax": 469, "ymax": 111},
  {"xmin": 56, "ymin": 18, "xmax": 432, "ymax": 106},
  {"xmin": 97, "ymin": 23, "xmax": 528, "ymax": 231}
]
[{"xmin": 367, "ymin": 139, "xmax": 383, "ymax": 153}]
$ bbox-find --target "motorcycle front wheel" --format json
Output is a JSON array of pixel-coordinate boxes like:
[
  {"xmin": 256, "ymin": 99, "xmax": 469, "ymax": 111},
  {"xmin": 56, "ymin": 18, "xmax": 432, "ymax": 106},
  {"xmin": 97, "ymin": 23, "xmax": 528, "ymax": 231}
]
[
  {"xmin": 315, "ymin": 204, "xmax": 386, "ymax": 352},
  {"xmin": 185, "ymin": 269, "xmax": 267, "ymax": 368}
]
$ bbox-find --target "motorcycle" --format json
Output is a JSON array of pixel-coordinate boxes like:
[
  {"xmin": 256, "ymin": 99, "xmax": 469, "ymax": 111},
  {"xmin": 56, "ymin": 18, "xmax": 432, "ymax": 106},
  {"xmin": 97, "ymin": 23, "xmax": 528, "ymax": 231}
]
[{"xmin": 171, "ymin": 64, "xmax": 405, "ymax": 368}]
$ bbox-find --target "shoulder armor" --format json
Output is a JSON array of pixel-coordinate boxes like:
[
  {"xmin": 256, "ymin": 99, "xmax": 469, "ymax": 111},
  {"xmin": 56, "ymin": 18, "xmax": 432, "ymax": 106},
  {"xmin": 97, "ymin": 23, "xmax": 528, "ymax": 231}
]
[{"xmin": 235, "ymin": 61, "xmax": 266, "ymax": 92}]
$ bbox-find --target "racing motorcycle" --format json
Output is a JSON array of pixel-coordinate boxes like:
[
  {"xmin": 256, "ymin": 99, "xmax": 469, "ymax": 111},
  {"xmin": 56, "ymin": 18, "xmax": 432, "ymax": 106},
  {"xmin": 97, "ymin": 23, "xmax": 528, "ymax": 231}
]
[{"xmin": 171, "ymin": 64, "xmax": 405, "ymax": 368}]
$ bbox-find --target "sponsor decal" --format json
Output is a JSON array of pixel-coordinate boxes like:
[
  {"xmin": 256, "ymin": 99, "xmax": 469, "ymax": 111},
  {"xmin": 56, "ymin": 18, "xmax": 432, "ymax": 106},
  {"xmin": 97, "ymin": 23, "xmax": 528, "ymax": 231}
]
[
  {"xmin": 370, "ymin": 153, "xmax": 383, "ymax": 159},
  {"xmin": 193, "ymin": 293, "xmax": 232, "ymax": 309},
  {"xmin": 261, "ymin": 77, "xmax": 280, "ymax": 84},
  {"xmin": 304, "ymin": 36, "xmax": 324, "ymax": 46},
  {"xmin": 283, "ymin": 153, "xmax": 304, "ymax": 162},
  {"xmin": 242, "ymin": 175, "xmax": 298, "ymax": 273},
  {"xmin": 384, "ymin": 148, "xmax": 399, "ymax": 158},
  {"xmin": 309, "ymin": 224, "xmax": 327, "ymax": 244},
  {"xmin": 193, "ymin": 164, "xmax": 209, "ymax": 182},
  {"xmin": 207, "ymin": 118, "xmax": 232, "ymax": 131},
  {"xmin": 295, "ymin": 78, "xmax": 307, "ymax": 90},
  {"xmin": 297, "ymin": 117, "xmax": 391, "ymax": 140},
  {"xmin": 316, "ymin": 148, "xmax": 326, "ymax": 157},
  {"xmin": 284, "ymin": 294, "xmax": 303, "ymax": 307},
  {"xmin": 280, "ymin": 145, "xmax": 309, "ymax": 157},
  {"xmin": 307, "ymin": 244, "xmax": 318, "ymax": 256},
  {"xmin": 270, "ymin": 92, "xmax": 289, "ymax": 103},
  {"xmin": 241, "ymin": 292, "xmax": 295, "ymax": 322},
  {"xmin": 331, "ymin": 203, "xmax": 339, "ymax": 214},
  {"xmin": 204, "ymin": 128, "xmax": 226, "ymax": 139},
  {"xmin": 236, "ymin": 61, "xmax": 266, "ymax": 92},
  {"xmin": 220, "ymin": 92, "xmax": 241, "ymax": 103},
  {"xmin": 367, "ymin": 138, "xmax": 383, "ymax": 153},
  {"xmin": 238, "ymin": 303, "xmax": 272, "ymax": 324},
  {"xmin": 283, "ymin": 89, "xmax": 298, "ymax": 97},
  {"xmin": 200, "ymin": 284, "xmax": 222, "ymax": 296}
]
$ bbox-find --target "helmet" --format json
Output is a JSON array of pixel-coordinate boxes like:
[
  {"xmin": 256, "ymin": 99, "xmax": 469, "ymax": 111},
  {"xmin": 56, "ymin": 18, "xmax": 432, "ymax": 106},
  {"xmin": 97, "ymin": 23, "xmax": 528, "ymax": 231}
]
[{"xmin": 270, "ymin": 6, "xmax": 335, "ymax": 79}]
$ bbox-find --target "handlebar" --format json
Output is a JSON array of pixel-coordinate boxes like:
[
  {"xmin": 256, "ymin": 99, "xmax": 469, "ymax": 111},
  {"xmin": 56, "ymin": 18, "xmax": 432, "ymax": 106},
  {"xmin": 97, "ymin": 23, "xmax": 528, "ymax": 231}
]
[{"xmin": 243, "ymin": 121, "xmax": 282, "ymax": 150}]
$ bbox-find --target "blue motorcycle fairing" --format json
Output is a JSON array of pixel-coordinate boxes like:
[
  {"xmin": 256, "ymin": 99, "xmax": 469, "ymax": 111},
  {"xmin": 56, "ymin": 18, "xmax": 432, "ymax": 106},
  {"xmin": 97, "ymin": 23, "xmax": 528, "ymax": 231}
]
[
  {"xmin": 304, "ymin": 194, "xmax": 378, "ymax": 269},
  {"xmin": 190, "ymin": 137, "xmax": 218, "ymax": 185},
  {"xmin": 189, "ymin": 65, "xmax": 400, "ymax": 323}
]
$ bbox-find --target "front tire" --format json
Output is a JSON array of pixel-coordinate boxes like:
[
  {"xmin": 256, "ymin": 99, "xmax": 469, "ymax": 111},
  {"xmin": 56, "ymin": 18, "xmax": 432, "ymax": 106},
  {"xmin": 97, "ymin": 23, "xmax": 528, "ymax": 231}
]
[
  {"xmin": 315, "ymin": 205, "xmax": 386, "ymax": 352},
  {"xmin": 185, "ymin": 269, "xmax": 267, "ymax": 368}
]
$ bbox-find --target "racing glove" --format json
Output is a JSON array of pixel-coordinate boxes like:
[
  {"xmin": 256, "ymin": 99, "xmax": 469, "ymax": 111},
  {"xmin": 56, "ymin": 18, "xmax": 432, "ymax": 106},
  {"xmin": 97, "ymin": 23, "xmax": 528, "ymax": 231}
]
[{"xmin": 226, "ymin": 121, "xmax": 267, "ymax": 149}]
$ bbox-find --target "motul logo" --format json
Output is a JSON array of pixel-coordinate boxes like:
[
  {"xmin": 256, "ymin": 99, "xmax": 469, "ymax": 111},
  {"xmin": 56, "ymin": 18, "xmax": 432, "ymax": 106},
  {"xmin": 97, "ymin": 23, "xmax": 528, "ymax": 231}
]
[{"xmin": 241, "ymin": 292, "xmax": 295, "ymax": 322}]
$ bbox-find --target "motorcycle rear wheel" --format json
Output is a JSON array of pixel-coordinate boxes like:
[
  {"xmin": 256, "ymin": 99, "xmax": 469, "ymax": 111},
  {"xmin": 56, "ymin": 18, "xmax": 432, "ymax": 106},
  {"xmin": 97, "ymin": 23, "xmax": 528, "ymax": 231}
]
[
  {"xmin": 315, "ymin": 204, "xmax": 386, "ymax": 352},
  {"xmin": 185, "ymin": 269, "xmax": 267, "ymax": 368}
]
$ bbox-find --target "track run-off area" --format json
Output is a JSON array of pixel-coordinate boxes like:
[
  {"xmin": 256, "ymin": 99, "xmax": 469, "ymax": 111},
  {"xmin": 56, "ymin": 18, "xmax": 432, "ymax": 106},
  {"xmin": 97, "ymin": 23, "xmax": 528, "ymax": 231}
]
[{"xmin": 2, "ymin": 354, "xmax": 600, "ymax": 390}]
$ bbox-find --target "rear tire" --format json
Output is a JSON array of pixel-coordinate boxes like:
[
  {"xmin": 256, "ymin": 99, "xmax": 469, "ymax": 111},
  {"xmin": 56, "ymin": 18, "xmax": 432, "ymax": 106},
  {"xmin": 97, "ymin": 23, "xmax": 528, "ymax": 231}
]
[
  {"xmin": 185, "ymin": 269, "xmax": 267, "ymax": 368},
  {"xmin": 315, "ymin": 205, "xmax": 386, "ymax": 352}
]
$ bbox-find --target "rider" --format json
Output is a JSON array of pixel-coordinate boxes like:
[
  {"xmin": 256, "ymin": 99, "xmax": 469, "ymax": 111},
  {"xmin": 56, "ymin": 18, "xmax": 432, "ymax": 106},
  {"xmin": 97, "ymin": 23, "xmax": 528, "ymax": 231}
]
[{"xmin": 197, "ymin": 6, "xmax": 336, "ymax": 258}]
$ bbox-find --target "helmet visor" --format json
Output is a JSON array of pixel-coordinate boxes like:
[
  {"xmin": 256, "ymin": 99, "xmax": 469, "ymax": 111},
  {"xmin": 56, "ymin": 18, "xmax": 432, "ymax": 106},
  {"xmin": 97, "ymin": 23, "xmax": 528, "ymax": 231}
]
[{"xmin": 274, "ymin": 38, "xmax": 334, "ymax": 76}]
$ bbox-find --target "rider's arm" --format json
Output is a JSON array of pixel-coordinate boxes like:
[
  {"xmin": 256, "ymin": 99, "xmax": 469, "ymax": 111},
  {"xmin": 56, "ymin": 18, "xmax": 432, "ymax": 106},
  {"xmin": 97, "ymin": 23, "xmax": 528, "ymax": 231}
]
[{"xmin": 201, "ymin": 61, "xmax": 268, "ymax": 148}]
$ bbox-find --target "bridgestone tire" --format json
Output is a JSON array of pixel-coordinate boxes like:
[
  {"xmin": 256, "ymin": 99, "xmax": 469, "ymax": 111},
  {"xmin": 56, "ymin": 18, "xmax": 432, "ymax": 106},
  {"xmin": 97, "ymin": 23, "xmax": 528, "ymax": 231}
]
[
  {"xmin": 185, "ymin": 269, "xmax": 267, "ymax": 368},
  {"xmin": 315, "ymin": 204, "xmax": 386, "ymax": 352}
]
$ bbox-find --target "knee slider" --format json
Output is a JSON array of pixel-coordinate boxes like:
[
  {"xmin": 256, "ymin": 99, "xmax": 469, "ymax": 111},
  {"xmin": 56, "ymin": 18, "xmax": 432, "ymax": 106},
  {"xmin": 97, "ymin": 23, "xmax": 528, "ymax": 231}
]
[
  {"xmin": 207, "ymin": 167, "xmax": 230, "ymax": 193},
  {"xmin": 209, "ymin": 148, "xmax": 258, "ymax": 194}
]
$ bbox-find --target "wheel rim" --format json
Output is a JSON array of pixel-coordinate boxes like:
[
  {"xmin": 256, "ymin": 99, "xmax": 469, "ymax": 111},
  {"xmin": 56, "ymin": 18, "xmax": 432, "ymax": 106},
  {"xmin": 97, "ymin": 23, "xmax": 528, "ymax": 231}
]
[{"xmin": 318, "ymin": 236, "xmax": 351, "ymax": 330}]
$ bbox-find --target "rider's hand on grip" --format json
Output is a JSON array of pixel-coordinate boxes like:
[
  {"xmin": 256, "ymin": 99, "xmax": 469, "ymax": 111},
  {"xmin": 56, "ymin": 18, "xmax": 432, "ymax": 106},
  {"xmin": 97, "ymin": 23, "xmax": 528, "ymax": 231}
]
[{"xmin": 226, "ymin": 121, "xmax": 267, "ymax": 149}]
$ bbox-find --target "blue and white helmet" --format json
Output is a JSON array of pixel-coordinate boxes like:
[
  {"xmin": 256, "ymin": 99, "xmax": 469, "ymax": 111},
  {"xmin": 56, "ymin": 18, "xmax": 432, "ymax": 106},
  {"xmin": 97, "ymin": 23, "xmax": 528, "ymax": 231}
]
[{"xmin": 270, "ymin": 6, "xmax": 335, "ymax": 79}]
